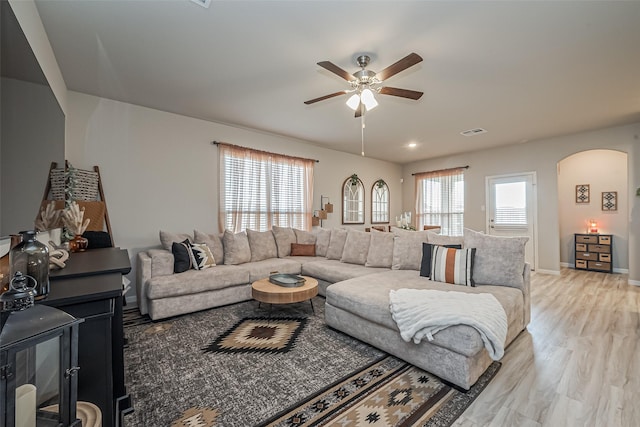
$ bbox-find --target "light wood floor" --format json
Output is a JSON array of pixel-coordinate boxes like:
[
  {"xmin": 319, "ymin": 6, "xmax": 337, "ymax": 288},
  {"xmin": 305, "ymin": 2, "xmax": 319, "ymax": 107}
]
[{"xmin": 455, "ymin": 268, "xmax": 640, "ymax": 427}]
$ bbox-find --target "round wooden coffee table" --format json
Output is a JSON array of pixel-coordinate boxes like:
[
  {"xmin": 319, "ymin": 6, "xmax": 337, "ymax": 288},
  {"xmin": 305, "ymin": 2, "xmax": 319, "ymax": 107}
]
[{"xmin": 252, "ymin": 276, "xmax": 318, "ymax": 313}]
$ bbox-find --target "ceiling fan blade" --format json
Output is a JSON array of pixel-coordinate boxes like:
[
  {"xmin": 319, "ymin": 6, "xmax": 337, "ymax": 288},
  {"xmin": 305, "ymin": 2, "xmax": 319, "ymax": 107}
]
[
  {"xmin": 379, "ymin": 86, "xmax": 424, "ymax": 100},
  {"xmin": 304, "ymin": 90, "xmax": 349, "ymax": 105},
  {"xmin": 375, "ymin": 52, "xmax": 423, "ymax": 81},
  {"xmin": 355, "ymin": 102, "xmax": 363, "ymax": 118},
  {"xmin": 317, "ymin": 61, "xmax": 357, "ymax": 82}
]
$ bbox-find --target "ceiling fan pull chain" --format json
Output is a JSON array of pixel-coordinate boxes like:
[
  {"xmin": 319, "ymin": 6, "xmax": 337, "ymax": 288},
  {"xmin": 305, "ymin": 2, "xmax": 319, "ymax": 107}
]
[{"xmin": 361, "ymin": 113, "xmax": 366, "ymax": 157}]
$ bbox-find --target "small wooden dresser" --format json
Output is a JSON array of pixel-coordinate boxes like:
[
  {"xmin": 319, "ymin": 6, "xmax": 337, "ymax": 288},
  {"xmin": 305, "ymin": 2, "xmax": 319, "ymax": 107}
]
[{"xmin": 574, "ymin": 233, "xmax": 613, "ymax": 273}]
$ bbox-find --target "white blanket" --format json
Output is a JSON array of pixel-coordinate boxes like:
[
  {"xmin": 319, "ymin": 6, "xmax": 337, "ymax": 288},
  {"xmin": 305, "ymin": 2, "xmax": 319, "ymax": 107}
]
[{"xmin": 389, "ymin": 288, "xmax": 508, "ymax": 360}]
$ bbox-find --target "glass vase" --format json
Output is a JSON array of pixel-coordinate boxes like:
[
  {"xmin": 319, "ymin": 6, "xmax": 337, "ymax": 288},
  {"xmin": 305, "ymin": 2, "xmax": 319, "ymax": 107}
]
[{"xmin": 9, "ymin": 230, "xmax": 50, "ymax": 300}]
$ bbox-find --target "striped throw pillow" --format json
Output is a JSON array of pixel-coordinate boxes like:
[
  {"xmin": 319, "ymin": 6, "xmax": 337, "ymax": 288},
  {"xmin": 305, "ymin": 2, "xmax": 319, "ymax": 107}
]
[{"xmin": 430, "ymin": 246, "xmax": 476, "ymax": 286}]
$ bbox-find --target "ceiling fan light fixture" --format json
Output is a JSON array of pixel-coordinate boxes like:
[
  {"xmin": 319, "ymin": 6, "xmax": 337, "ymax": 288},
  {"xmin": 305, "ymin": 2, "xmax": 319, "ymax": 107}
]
[
  {"xmin": 361, "ymin": 88, "xmax": 378, "ymax": 110},
  {"xmin": 346, "ymin": 94, "xmax": 360, "ymax": 110}
]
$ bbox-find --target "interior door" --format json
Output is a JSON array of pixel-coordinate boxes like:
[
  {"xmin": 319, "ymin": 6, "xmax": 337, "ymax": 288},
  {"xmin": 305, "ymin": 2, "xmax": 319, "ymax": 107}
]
[{"xmin": 486, "ymin": 173, "xmax": 537, "ymax": 269}]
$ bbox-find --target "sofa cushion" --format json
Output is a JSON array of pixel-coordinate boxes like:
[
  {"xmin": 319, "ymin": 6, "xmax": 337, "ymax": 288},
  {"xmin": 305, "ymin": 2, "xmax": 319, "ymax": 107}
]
[
  {"xmin": 247, "ymin": 229, "xmax": 278, "ymax": 262},
  {"xmin": 159, "ymin": 230, "xmax": 192, "ymax": 251},
  {"xmin": 427, "ymin": 231, "xmax": 464, "ymax": 246},
  {"xmin": 223, "ymin": 230, "xmax": 251, "ymax": 265},
  {"xmin": 463, "ymin": 228, "xmax": 528, "ymax": 290},
  {"xmin": 430, "ymin": 246, "xmax": 475, "ymax": 286},
  {"xmin": 240, "ymin": 258, "xmax": 302, "ymax": 283},
  {"xmin": 147, "ymin": 265, "xmax": 250, "ymax": 299},
  {"xmin": 326, "ymin": 270, "xmax": 525, "ymax": 356},
  {"xmin": 301, "ymin": 259, "xmax": 387, "ymax": 283},
  {"xmin": 294, "ymin": 228, "xmax": 317, "ymax": 245},
  {"xmin": 340, "ymin": 230, "xmax": 371, "ymax": 265},
  {"xmin": 391, "ymin": 231, "xmax": 431, "ymax": 270},
  {"xmin": 365, "ymin": 232, "xmax": 394, "ymax": 268},
  {"xmin": 290, "ymin": 243, "xmax": 316, "ymax": 256},
  {"xmin": 326, "ymin": 228, "xmax": 348, "ymax": 260},
  {"xmin": 148, "ymin": 249, "xmax": 174, "ymax": 277},
  {"xmin": 272, "ymin": 226, "xmax": 296, "ymax": 257},
  {"xmin": 313, "ymin": 228, "xmax": 331, "ymax": 257},
  {"xmin": 193, "ymin": 229, "xmax": 225, "ymax": 265}
]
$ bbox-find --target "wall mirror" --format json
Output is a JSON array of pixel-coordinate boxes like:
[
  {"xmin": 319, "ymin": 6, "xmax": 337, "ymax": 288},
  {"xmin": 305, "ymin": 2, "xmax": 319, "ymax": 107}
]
[
  {"xmin": 371, "ymin": 179, "xmax": 390, "ymax": 224},
  {"xmin": 342, "ymin": 174, "xmax": 365, "ymax": 224}
]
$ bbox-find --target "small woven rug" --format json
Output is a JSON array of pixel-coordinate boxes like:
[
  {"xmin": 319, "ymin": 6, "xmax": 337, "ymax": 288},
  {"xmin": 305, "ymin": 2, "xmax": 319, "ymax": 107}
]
[
  {"xmin": 202, "ymin": 317, "xmax": 307, "ymax": 354},
  {"xmin": 259, "ymin": 356, "xmax": 501, "ymax": 427}
]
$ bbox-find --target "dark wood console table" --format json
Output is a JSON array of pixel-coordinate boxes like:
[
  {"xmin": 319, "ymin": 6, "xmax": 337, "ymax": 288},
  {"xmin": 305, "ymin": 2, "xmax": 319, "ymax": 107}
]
[{"xmin": 41, "ymin": 247, "xmax": 131, "ymax": 427}]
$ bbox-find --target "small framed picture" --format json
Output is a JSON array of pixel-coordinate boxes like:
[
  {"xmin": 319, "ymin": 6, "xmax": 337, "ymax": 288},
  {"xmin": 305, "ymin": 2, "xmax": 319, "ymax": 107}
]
[
  {"xmin": 602, "ymin": 191, "xmax": 618, "ymax": 211},
  {"xmin": 575, "ymin": 184, "xmax": 590, "ymax": 204}
]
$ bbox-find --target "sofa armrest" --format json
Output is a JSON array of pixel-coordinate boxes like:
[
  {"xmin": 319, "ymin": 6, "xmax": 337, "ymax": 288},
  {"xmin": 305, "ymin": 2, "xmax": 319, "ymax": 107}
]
[
  {"xmin": 522, "ymin": 262, "xmax": 531, "ymax": 326},
  {"xmin": 136, "ymin": 252, "xmax": 152, "ymax": 315}
]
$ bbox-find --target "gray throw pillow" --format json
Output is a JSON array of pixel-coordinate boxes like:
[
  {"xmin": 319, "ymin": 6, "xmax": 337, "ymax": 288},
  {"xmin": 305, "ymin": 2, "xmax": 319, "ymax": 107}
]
[
  {"xmin": 159, "ymin": 230, "xmax": 192, "ymax": 251},
  {"xmin": 272, "ymin": 226, "xmax": 296, "ymax": 257},
  {"xmin": 294, "ymin": 228, "xmax": 317, "ymax": 245},
  {"xmin": 427, "ymin": 231, "xmax": 464, "ymax": 247},
  {"xmin": 463, "ymin": 228, "xmax": 528, "ymax": 289},
  {"xmin": 326, "ymin": 228, "xmax": 348, "ymax": 260},
  {"xmin": 365, "ymin": 232, "xmax": 394, "ymax": 268},
  {"xmin": 193, "ymin": 229, "xmax": 225, "ymax": 265},
  {"xmin": 312, "ymin": 228, "xmax": 331, "ymax": 257},
  {"xmin": 247, "ymin": 229, "xmax": 278, "ymax": 262},
  {"xmin": 391, "ymin": 232, "xmax": 431, "ymax": 270},
  {"xmin": 340, "ymin": 230, "xmax": 371, "ymax": 265},
  {"xmin": 222, "ymin": 230, "xmax": 251, "ymax": 265}
]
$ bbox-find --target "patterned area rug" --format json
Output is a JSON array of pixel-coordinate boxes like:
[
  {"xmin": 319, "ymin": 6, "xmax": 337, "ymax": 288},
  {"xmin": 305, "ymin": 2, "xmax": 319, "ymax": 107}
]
[
  {"xmin": 202, "ymin": 317, "xmax": 307, "ymax": 354},
  {"xmin": 260, "ymin": 356, "xmax": 500, "ymax": 427},
  {"xmin": 123, "ymin": 299, "xmax": 499, "ymax": 427}
]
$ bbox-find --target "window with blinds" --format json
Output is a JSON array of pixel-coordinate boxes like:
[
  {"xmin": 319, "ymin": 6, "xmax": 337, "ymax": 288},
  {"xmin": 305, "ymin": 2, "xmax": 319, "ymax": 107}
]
[
  {"xmin": 219, "ymin": 144, "xmax": 314, "ymax": 232},
  {"xmin": 415, "ymin": 169, "xmax": 465, "ymax": 236}
]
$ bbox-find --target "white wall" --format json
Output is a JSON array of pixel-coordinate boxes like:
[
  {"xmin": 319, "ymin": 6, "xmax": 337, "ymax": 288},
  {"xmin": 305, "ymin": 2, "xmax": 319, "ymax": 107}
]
[
  {"xmin": 402, "ymin": 122, "xmax": 640, "ymax": 282},
  {"xmin": 558, "ymin": 150, "xmax": 628, "ymax": 271},
  {"xmin": 65, "ymin": 91, "xmax": 403, "ymax": 299}
]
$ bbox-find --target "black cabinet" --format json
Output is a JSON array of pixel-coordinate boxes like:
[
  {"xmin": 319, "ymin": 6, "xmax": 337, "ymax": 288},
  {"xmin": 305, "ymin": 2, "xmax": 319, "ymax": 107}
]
[{"xmin": 41, "ymin": 248, "xmax": 131, "ymax": 427}]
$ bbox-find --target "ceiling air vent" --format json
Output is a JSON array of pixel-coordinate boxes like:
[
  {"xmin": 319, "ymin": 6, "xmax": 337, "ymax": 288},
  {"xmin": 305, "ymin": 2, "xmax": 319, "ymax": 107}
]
[
  {"xmin": 460, "ymin": 128, "xmax": 487, "ymax": 136},
  {"xmin": 190, "ymin": 0, "xmax": 212, "ymax": 9}
]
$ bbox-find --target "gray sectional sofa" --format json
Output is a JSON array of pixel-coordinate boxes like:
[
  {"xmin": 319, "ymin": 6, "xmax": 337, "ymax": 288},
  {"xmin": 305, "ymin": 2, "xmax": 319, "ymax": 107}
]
[{"xmin": 136, "ymin": 226, "xmax": 530, "ymax": 389}]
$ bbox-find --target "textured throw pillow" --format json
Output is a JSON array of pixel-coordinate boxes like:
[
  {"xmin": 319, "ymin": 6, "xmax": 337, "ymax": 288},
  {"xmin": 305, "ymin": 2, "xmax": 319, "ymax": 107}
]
[
  {"xmin": 340, "ymin": 230, "xmax": 371, "ymax": 265},
  {"xmin": 312, "ymin": 228, "xmax": 331, "ymax": 257},
  {"xmin": 326, "ymin": 228, "xmax": 348, "ymax": 260},
  {"xmin": 294, "ymin": 228, "xmax": 317, "ymax": 245},
  {"xmin": 272, "ymin": 226, "xmax": 297, "ymax": 257},
  {"xmin": 160, "ymin": 230, "xmax": 192, "ymax": 251},
  {"xmin": 222, "ymin": 230, "xmax": 251, "ymax": 265},
  {"xmin": 430, "ymin": 245, "xmax": 476, "ymax": 286},
  {"xmin": 189, "ymin": 243, "xmax": 216, "ymax": 270},
  {"xmin": 391, "ymin": 232, "xmax": 431, "ymax": 270},
  {"xmin": 247, "ymin": 229, "xmax": 278, "ymax": 262},
  {"xmin": 365, "ymin": 232, "xmax": 395, "ymax": 268},
  {"xmin": 419, "ymin": 242, "xmax": 462, "ymax": 277},
  {"xmin": 463, "ymin": 228, "xmax": 528, "ymax": 289},
  {"xmin": 171, "ymin": 239, "xmax": 192, "ymax": 273},
  {"xmin": 193, "ymin": 230, "xmax": 225, "ymax": 265},
  {"xmin": 290, "ymin": 243, "xmax": 316, "ymax": 256}
]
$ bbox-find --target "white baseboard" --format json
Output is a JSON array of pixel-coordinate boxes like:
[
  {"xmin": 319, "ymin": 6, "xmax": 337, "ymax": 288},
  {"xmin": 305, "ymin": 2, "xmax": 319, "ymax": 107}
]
[
  {"xmin": 535, "ymin": 268, "xmax": 561, "ymax": 275},
  {"xmin": 629, "ymin": 279, "xmax": 640, "ymax": 287},
  {"xmin": 125, "ymin": 295, "xmax": 138, "ymax": 306},
  {"xmin": 560, "ymin": 262, "xmax": 573, "ymax": 268},
  {"xmin": 613, "ymin": 268, "xmax": 629, "ymax": 274}
]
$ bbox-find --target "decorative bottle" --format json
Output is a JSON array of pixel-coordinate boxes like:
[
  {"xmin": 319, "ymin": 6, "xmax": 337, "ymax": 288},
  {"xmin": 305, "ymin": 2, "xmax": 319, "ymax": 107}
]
[{"xmin": 9, "ymin": 230, "xmax": 50, "ymax": 300}]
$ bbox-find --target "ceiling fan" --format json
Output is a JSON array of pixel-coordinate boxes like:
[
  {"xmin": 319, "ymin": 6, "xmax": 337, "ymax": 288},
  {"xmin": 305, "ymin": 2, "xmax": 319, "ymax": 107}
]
[{"xmin": 304, "ymin": 52, "xmax": 424, "ymax": 117}]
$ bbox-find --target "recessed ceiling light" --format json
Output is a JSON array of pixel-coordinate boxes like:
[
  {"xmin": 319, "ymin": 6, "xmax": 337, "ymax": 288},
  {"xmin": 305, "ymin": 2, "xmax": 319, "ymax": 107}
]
[
  {"xmin": 461, "ymin": 128, "xmax": 487, "ymax": 136},
  {"xmin": 408, "ymin": 143, "xmax": 417, "ymax": 148},
  {"xmin": 190, "ymin": 0, "xmax": 211, "ymax": 9}
]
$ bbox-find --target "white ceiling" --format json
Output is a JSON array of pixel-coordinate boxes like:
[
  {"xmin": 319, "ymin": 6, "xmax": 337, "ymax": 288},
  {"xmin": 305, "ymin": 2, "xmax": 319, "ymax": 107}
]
[{"xmin": 34, "ymin": 0, "xmax": 640, "ymax": 164}]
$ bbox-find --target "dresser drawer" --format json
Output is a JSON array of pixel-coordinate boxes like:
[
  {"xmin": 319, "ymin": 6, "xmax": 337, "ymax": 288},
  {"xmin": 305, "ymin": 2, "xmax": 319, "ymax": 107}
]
[
  {"xmin": 588, "ymin": 261, "xmax": 611, "ymax": 272},
  {"xmin": 598, "ymin": 235, "xmax": 611, "ymax": 245},
  {"xmin": 599, "ymin": 253, "xmax": 611, "ymax": 262},
  {"xmin": 576, "ymin": 260, "xmax": 588, "ymax": 269},
  {"xmin": 576, "ymin": 243, "xmax": 587, "ymax": 252},
  {"xmin": 576, "ymin": 235, "xmax": 598, "ymax": 244},
  {"xmin": 576, "ymin": 252, "xmax": 598, "ymax": 261},
  {"xmin": 589, "ymin": 244, "xmax": 610, "ymax": 253}
]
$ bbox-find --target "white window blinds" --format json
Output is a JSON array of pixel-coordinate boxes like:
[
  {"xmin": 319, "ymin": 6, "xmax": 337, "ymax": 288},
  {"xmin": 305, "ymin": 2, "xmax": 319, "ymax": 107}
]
[
  {"xmin": 415, "ymin": 168, "xmax": 465, "ymax": 236},
  {"xmin": 218, "ymin": 144, "xmax": 314, "ymax": 232}
]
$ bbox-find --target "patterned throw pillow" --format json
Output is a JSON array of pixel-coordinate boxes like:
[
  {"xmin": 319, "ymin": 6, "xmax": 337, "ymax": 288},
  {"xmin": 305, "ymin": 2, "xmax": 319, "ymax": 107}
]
[
  {"xmin": 189, "ymin": 243, "xmax": 216, "ymax": 270},
  {"xmin": 430, "ymin": 246, "xmax": 476, "ymax": 286},
  {"xmin": 420, "ymin": 243, "xmax": 462, "ymax": 278}
]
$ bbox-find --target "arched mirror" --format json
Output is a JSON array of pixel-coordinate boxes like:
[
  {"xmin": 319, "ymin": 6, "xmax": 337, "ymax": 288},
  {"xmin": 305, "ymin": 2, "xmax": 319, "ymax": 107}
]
[
  {"xmin": 342, "ymin": 174, "xmax": 365, "ymax": 224},
  {"xmin": 371, "ymin": 179, "xmax": 390, "ymax": 224}
]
